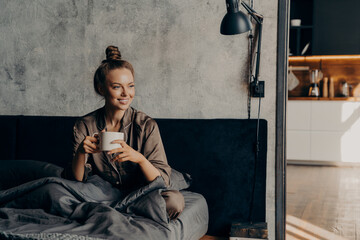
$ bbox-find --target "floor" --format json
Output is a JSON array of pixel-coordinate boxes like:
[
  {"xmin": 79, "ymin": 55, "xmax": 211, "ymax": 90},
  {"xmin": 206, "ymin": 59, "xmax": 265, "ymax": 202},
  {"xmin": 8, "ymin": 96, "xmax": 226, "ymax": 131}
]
[
  {"xmin": 287, "ymin": 165, "xmax": 360, "ymax": 240},
  {"xmin": 200, "ymin": 236, "xmax": 227, "ymax": 240}
]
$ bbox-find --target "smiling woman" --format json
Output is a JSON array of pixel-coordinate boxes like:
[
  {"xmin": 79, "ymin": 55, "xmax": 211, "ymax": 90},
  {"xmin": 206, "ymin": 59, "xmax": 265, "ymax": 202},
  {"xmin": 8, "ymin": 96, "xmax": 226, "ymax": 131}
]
[{"xmin": 62, "ymin": 45, "xmax": 185, "ymax": 220}]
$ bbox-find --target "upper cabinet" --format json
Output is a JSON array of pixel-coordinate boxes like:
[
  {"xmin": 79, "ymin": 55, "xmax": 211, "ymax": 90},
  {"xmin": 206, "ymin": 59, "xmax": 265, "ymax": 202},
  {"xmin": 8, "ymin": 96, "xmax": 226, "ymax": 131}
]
[
  {"xmin": 290, "ymin": 0, "xmax": 360, "ymax": 56},
  {"xmin": 289, "ymin": 0, "xmax": 313, "ymax": 56}
]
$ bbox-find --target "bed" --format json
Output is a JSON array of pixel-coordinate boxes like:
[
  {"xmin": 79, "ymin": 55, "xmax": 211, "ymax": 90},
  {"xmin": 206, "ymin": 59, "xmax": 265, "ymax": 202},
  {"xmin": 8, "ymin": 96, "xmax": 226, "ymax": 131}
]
[
  {"xmin": 0, "ymin": 160, "xmax": 208, "ymax": 240},
  {"xmin": 0, "ymin": 116, "xmax": 267, "ymax": 238}
]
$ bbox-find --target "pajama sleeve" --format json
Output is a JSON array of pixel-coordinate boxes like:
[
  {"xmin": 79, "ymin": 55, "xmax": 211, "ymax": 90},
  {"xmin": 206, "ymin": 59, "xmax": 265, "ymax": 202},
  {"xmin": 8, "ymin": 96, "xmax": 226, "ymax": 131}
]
[
  {"xmin": 141, "ymin": 119, "xmax": 171, "ymax": 187},
  {"xmin": 62, "ymin": 120, "xmax": 92, "ymax": 181}
]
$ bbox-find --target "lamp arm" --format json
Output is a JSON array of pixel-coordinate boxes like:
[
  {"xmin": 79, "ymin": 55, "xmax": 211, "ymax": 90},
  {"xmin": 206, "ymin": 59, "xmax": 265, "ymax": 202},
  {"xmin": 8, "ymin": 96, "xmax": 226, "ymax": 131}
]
[
  {"xmin": 240, "ymin": 1, "xmax": 263, "ymax": 25},
  {"xmin": 241, "ymin": 1, "xmax": 263, "ymax": 85},
  {"xmin": 254, "ymin": 22, "xmax": 262, "ymax": 85}
]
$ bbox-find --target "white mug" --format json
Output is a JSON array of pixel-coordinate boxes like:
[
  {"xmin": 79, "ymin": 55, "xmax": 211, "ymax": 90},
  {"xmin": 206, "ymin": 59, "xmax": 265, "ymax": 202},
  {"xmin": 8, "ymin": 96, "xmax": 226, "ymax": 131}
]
[{"xmin": 96, "ymin": 132, "xmax": 124, "ymax": 151}]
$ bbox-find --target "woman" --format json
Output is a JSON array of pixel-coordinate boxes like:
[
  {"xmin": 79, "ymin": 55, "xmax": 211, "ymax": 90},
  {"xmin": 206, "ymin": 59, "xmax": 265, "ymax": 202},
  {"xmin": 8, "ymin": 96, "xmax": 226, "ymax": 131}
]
[{"xmin": 63, "ymin": 46, "xmax": 184, "ymax": 220}]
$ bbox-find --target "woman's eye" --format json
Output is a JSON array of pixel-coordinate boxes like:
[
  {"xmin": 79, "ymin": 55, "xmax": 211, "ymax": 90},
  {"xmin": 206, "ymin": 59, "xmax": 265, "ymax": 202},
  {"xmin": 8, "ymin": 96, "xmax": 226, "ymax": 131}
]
[
  {"xmin": 130, "ymin": 85, "xmax": 135, "ymax": 88},
  {"xmin": 113, "ymin": 86, "xmax": 120, "ymax": 89}
]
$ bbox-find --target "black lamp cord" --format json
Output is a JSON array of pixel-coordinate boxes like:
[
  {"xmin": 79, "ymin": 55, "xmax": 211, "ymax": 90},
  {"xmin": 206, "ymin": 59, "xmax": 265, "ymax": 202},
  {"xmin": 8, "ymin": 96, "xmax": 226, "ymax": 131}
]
[
  {"xmin": 248, "ymin": 96, "xmax": 262, "ymax": 224},
  {"xmin": 245, "ymin": 0, "xmax": 262, "ymax": 223}
]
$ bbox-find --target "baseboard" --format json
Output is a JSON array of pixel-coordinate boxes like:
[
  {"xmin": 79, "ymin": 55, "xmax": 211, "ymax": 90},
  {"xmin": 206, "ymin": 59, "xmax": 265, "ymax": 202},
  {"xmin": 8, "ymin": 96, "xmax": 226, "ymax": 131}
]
[
  {"xmin": 287, "ymin": 159, "xmax": 360, "ymax": 167},
  {"xmin": 230, "ymin": 238, "xmax": 266, "ymax": 240}
]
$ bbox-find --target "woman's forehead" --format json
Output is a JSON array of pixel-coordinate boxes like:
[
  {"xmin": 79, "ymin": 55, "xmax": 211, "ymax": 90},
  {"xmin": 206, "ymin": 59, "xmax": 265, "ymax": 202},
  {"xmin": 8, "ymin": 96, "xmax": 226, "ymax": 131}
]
[{"xmin": 106, "ymin": 68, "xmax": 134, "ymax": 83}]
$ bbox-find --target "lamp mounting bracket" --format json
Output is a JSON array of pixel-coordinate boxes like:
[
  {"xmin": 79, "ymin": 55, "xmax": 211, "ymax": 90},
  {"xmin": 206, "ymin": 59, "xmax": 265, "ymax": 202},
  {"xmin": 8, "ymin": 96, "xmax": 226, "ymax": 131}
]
[{"xmin": 250, "ymin": 81, "xmax": 265, "ymax": 98}]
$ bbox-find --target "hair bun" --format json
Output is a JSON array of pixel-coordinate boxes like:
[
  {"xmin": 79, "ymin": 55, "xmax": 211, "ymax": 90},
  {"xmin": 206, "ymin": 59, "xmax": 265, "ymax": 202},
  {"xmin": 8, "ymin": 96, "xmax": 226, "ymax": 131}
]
[{"xmin": 105, "ymin": 46, "xmax": 122, "ymax": 61}]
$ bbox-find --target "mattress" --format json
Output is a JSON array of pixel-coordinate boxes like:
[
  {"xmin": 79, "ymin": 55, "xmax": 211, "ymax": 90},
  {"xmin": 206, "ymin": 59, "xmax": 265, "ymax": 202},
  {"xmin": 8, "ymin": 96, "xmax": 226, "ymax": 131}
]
[{"xmin": 0, "ymin": 177, "xmax": 208, "ymax": 240}]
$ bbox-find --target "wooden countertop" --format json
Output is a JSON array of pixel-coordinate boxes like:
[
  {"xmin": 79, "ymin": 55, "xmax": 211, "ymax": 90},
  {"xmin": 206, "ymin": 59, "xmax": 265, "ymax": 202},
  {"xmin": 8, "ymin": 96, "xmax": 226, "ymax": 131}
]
[{"xmin": 289, "ymin": 97, "xmax": 360, "ymax": 101}]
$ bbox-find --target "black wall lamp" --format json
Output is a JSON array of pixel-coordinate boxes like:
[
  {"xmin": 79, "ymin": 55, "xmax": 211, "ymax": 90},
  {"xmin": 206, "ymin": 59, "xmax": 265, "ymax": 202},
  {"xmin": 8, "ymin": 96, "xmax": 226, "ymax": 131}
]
[
  {"xmin": 220, "ymin": 0, "xmax": 264, "ymax": 98},
  {"xmin": 220, "ymin": 2, "xmax": 268, "ymax": 236}
]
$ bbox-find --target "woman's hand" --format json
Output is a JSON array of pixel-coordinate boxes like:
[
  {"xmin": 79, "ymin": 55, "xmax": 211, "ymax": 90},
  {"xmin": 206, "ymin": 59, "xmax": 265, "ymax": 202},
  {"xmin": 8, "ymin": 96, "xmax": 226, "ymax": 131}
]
[
  {"xmin": 107, "ymin": 140, "xmax": 146, "ymax": 164},
  {"xmin": 109, "ymin": 140, "xmax": 161, "ymax": 182},
  {"xmin": 77, "ymin": 135, "xmax": 101, "ymax": 155}
]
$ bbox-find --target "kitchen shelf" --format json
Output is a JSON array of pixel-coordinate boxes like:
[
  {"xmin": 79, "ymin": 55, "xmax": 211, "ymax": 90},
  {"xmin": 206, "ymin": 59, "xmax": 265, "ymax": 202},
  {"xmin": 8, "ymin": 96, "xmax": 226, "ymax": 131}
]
[
  {"xmin": 290, "ymin": 25, "xmax": 313, "ymax": 29},
  {"xmin": 289, "ymin": 26, "xmax": 313, "ymax": 56}
]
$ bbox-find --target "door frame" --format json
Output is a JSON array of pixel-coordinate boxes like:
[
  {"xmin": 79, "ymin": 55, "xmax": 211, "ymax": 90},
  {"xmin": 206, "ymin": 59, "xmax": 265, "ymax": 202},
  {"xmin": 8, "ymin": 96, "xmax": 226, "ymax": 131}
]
[{"xmin": 276, "ymin": 0, "xmax": 289, "ymax": 239}]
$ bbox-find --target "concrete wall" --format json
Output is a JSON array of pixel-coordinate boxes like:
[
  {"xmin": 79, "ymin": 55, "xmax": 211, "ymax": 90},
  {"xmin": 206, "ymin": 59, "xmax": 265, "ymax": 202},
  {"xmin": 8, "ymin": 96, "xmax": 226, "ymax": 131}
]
[{"xmin": 0, "ymin": 0, "xmax": 278, "ymax": 238}]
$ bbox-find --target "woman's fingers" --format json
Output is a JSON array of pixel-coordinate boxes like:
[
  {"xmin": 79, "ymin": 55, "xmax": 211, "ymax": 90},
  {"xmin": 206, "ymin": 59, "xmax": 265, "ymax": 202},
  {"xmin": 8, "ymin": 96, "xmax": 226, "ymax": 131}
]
[
  {"xmin": 114, "ymin": 156, "xmax": 130, "ymax": 162},
  {"xmin": 110, "ymin": 139, "xmax": 126, "ymax": 146},
  {"xmin": 88, "ymin": 136, "xmax": 99, "ymax": 143},
  {"xmin": 111, "ymin": 153, "xmax": 129, "ymax": 162},
  {"xmin": 84, "ymin": 139, "xmax": 98, "ymax": 150},
  {"xmin": 107, "ymin": 147, "xmax": 125, "ymax": 155},
  {"xmin": 83, "ymin": 146, "xmax": 94, "ymax": 154},
  {"xmin": 78, "ymin": 135, "xmax": 101, "ymax": 154},
  {"xmin": 83, "ymin": 144, "xmax": 99, "ymax": 153},
  {"xmin": 111, "ymin": 152, "xmax": 127, "ymax": 160},
  {"xmin": 83, "ymin": 136, "xmax": 100, "ymax": 153}
]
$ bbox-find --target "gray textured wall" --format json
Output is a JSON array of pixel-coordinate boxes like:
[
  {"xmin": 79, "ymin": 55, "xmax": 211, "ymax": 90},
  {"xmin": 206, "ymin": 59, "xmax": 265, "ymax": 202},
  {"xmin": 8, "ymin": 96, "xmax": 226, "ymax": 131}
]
[{"xmin": 0, "ymin": 0, "xmax": 278, "ymax": 238}]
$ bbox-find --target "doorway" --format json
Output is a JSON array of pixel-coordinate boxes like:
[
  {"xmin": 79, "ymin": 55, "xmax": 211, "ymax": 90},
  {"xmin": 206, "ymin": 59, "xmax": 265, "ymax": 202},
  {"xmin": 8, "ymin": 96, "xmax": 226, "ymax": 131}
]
[{"xmin": 284, "ymin": 0, "xmax": 360, "ymax": 239}]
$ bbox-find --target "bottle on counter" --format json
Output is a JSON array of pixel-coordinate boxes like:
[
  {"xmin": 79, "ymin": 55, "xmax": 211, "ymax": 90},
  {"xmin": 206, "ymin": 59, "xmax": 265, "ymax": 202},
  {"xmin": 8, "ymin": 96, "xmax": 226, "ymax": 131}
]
[
  {"xmin": 322, "ymin": 77, "xmax": 328, "ymax": 98},
  {"xmin": 329, "ymin": 77, "xmax": 335, "ymax": 98},
  {"xmin": 339, "ymin": 80, "xmax": 349, "ymax": 97},
  {"xmin": 353, "ymin": 83, "xmax": 360, "ymax": 97}
]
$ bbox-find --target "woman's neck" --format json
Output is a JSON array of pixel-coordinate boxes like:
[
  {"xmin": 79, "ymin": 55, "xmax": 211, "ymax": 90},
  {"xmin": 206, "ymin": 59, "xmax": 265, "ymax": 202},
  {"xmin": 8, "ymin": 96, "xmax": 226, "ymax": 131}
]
[{"xmin": 104, "ymin": 104, "xmax": 125, "ymax": 130}]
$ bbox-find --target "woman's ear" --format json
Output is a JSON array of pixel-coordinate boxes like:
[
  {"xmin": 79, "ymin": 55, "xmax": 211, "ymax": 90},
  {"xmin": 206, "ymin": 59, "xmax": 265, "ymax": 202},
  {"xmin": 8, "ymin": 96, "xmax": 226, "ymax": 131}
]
[{"xmin": 98, "ymin": 85, "xmax": 105, "ymax": 96}]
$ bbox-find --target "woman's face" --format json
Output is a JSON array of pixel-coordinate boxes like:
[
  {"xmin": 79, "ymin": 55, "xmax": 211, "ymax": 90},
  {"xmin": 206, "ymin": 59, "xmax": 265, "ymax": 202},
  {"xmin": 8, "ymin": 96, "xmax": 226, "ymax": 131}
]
[{"xmin": 101, "ymin": 68, "xmax": 135, "ymax": 111}]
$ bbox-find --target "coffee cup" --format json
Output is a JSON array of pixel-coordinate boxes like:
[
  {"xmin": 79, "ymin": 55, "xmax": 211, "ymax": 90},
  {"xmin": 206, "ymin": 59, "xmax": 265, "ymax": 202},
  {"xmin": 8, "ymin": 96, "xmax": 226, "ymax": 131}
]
[{"xmin": 95, "ymin": 132, "xmax": 124, "ymax": 151}]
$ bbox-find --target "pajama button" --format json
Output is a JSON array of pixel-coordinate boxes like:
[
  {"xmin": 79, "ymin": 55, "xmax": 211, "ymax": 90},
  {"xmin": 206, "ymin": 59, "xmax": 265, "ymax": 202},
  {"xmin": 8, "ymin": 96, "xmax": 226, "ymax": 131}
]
[{"xmin": 116, "ymin": 181, "xmax": 120, "ymax": 185}]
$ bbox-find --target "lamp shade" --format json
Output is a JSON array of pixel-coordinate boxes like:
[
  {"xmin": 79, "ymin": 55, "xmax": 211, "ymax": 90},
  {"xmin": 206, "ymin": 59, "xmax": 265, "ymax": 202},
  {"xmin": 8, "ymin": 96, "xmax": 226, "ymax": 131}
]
[{"xmin": 220, "ymin": 0, "xmax": 252, "ymax": 35}]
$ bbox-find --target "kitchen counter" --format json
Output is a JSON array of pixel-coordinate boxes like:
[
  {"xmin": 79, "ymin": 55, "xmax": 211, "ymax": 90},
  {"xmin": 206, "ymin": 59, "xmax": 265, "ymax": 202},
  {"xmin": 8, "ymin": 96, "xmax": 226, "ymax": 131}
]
[
  {"xmin": 289, "ymin": 97, "xmax": 360, "ymax": 101},
  {"xmin": 287, "ymin": 100, "xmax": 360, "ymax": 163}
]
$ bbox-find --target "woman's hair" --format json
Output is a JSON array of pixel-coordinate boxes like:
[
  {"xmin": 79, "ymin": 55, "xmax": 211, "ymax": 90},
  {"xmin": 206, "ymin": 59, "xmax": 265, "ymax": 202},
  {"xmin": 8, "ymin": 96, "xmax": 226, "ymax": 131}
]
[{"xmin": 93, "ymin": 46, "xmax": 135, "ymax": 96}]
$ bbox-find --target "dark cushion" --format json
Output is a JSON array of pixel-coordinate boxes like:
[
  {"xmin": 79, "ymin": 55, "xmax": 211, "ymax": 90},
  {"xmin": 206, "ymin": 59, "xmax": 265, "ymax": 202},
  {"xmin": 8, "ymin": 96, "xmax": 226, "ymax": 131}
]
[
  {"xmin": 0, "ymin": 160, "xmax": 63, "ymax": 190},
  {"xmin": 169, "ymin": 169, "xmax": 192, "ymax": 190}
]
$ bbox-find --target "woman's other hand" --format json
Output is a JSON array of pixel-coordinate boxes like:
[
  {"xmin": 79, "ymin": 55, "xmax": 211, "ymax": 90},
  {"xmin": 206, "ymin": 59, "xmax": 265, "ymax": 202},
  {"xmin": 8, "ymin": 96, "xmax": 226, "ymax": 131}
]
[
  {"xmin": 77, "ymin": 135, "xmax": 101, "ymax": 154},
  {"xmin": 107, "ymin": 140, "xmax": 146, "ymax": 164},
  {"xmin": 108, "ymin": 139, "xmax": 161, "ymax": 183}
]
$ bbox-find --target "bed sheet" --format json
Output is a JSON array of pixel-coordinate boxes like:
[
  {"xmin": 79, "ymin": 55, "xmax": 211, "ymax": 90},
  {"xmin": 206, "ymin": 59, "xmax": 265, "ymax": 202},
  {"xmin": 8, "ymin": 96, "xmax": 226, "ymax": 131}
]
[{"xmin": 0, "ymin": 176, "xmax": 208, "ymax": 240}]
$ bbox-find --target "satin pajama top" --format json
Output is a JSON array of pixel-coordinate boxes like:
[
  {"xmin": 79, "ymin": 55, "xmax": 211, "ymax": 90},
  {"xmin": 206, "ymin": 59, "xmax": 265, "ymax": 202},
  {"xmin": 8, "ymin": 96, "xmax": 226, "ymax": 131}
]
[{"xmin": 63, "ymin": 106, "xmax": 171, "ymax": 193}]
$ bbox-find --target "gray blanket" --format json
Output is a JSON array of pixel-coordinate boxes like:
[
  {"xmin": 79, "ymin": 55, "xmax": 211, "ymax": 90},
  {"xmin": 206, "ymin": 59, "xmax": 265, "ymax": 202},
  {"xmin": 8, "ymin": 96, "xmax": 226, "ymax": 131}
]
[{"xmin": 0, "ymin": 175, "xmax": 176, "ymax": 240}]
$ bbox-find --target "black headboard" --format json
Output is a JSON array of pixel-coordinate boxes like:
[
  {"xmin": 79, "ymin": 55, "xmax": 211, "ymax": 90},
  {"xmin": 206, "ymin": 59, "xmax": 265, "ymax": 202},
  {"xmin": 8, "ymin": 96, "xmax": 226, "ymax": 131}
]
[
  {"xmin": 156, "ymin": 119, "xmax": 267, "ymax": 236},
  {"xmin": 0, "ymin": 116, "xmax": 267, "ymax": 236}
]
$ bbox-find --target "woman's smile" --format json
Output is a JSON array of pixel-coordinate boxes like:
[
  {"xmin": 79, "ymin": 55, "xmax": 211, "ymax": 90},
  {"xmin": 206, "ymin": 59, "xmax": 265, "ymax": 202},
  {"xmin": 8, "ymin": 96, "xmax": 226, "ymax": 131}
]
[{"xmin": 118, "ymin": 98, "xmax": 129, "ymax": 104}]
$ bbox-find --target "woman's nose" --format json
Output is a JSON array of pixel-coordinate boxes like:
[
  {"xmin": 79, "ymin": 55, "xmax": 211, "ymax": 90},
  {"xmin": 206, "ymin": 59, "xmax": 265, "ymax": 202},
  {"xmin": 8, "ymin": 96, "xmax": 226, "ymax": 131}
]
[{"xmin": 121, "ymin": 87, "xmax": 128, "ymax": 96}]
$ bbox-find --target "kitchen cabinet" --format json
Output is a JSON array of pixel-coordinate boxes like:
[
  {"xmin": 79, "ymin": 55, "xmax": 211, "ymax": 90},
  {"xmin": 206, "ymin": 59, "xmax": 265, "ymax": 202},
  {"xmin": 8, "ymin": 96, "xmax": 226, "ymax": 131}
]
[
  {"xmin": 289, "ymin": 0, "xmax": 313, "ymax": 56},
  {"xmin": 287, "ymin": 100, "xmax": 360, "ymax": 162},
  {"xmin": 290, "ymin": 0, "xmax": 360, "ymax": 55},
  {"xmin": 313, "ymin": 0, "xmax": 360, "ymax": 55}
]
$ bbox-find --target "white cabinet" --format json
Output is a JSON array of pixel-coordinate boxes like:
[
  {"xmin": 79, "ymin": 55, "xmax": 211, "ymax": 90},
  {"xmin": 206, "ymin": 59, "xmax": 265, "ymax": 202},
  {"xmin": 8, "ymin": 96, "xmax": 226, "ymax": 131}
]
[
  {"xmin": 287, "ymin": 100, "xmax": 360, "ymax": 163},
  {"xmin": 287, "ymin": 101, "xmax": 311, "ymax": 130},
  {"xmin": 310, "ymin": 131, "xmax": 342, "ymax": 161},
  {"xmin": 287, "ymin": 131, "xmax": 311, "ymax": 160}
]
